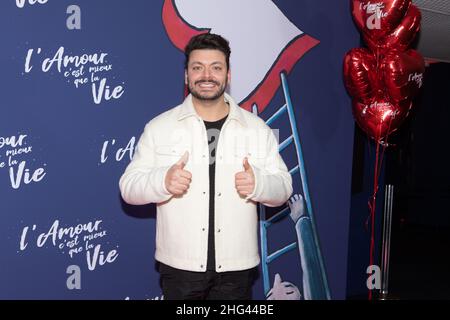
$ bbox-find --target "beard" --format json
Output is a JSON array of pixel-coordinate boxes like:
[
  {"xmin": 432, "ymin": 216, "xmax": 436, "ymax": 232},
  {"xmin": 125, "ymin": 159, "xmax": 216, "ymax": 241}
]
[{"xmin": 188, "ymin": 78, "xmax": 227, "ymax": 101}]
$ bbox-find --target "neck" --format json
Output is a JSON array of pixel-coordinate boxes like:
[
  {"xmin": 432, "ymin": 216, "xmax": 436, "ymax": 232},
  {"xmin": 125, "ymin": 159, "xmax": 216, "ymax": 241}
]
[{"xmin": 192, "ymin": 95, "xmax": 229, "ymax": 121}]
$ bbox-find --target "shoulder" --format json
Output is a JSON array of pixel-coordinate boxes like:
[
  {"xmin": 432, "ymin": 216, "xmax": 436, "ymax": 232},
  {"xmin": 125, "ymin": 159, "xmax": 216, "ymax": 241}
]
[
  {"xmin": 143, "ymin": 104, "xmax": 182, "ymax": 132},
  {"xmin": 238, "ymin": 106, "xmax": 272, "ymax": 131}
]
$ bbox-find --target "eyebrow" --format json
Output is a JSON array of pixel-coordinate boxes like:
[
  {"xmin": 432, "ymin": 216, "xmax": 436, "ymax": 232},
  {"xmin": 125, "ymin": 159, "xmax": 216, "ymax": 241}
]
[{"xmin": 190, "ymin": 61, "xmax": 225, "ymax": 66}]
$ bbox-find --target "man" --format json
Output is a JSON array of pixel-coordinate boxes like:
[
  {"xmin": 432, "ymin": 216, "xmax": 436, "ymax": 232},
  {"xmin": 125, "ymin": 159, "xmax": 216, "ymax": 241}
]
[{"xmin": 119, "ymin": 33, "xmax": 292, "ymax": 300}]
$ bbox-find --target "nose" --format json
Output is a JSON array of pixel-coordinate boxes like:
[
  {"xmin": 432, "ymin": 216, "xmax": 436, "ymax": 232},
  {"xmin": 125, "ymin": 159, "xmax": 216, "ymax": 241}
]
[{"xmin": 201, "ymin": 68, "xmax": 212, "ymax": 79}]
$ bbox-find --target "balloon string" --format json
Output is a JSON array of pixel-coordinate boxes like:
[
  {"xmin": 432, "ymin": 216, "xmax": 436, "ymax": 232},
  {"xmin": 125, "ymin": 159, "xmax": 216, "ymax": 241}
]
[
  {"xmin": 376, "ymin": 138, "xmax": 388, "ymax": 188},
  {"xmin": 364, "ymin": 136, "xmax": 387, "ymax": 229},
  {"xmin": 364, "ymin": 134, "xmax": 372, "ymax": 232},
  {"xmin": 369, "ymin": 140, "xmax": 380, "ymax": 300},
  {"xmin": 364, "ymin": 133, "xmax": 386, "ymax": 224},
  {"xmin": 367, "ymin": 127, "xmax": 385, "ymax": 301}
]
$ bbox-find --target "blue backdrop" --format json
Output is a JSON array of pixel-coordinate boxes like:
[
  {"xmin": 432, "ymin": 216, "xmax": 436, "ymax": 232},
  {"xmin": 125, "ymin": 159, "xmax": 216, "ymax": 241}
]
[{"xmin": 0, "ymin": 0, "xmax": 359, "ymax": 299}]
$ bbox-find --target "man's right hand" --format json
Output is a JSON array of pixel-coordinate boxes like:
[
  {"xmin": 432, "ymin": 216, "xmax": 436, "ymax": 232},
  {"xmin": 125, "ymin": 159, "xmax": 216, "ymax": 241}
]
[{"xmin": 165, "ymin": 151, "xmax": 192, "ymax": 196}]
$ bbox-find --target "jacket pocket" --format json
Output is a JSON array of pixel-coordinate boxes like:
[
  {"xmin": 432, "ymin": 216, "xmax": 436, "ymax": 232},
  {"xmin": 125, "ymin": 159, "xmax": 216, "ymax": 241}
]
[
  {"xmin": 155, "ymin": 144, "xmax": 189, "ymax": 165},
  {"xmin": 233, "ymin": 147, "xmax": 266, "ymax": 167},
  {"xmin": 156, "ymin": 144, "xmax": 188, "ymax": 156},
  {"xmin": 233, "ymin": 147, "xmax": 266, "ymax": 159}
]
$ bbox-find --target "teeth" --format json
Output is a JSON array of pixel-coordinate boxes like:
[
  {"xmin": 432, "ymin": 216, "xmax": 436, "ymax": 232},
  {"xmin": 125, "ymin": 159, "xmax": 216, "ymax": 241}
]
[{"xmin": 199, "ymin": 83, "xmax": 215, "ymax": 88}]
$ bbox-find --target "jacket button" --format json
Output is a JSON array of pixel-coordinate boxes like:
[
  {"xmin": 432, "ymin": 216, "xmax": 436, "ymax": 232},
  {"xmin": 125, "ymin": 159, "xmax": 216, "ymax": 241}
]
[
  {"xmin": 202, "ymin": 228, "xmax": 205, "ymax": 231},
  {"xmin": 200, "ymin": 265, "xmax": 204, "ymax": 268},
  {"xmin": 218, "ymin": 265, "xmax": 222, "ymax": 269},
  {"xmin": 217, "ymin": 229, "xmax": 221, "ymax": 233},
  {"xmin": 203, "ymin": 191, "xmax": 206, "ymax": 195},
  {"xmin": 217, "ymin": 192, "xmax": 222, "ymax": 196}
]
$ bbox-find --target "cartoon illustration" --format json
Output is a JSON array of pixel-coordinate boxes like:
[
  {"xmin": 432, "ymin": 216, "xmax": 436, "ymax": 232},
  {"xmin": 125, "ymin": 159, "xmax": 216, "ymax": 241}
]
[
  {"xmin": 162, "ymin": 0, "xmax": 319, "ymax": 112},
  {"xmin": 266, "ymin": 273, "xmax": 301, "ymax": 300},
  {"xmin": 162, "ymin": 0, "xmax": 330, "ymax": 300},
  {"xmin": 289, "ymin": 194, "xmax": 329, "ymax": 300}
]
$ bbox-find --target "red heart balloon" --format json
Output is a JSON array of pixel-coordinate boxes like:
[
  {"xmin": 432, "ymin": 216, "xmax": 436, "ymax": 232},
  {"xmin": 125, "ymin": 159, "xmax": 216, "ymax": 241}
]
[
  {"xmin": 352, "ymin": 0, "xmax": 411, "ymax": 42},
  {"xmin": 352, "ymin": 96, "xmax": 412, "ymax": 141},
  {"xmin": 343, "ymin": 48, "xmax": 380, "ymax": 104},
  {"xmin": 364, "ymin": 4, "xmax": 421, "ymax": 52},
  {"xmin": 382, "ymin": 49, "xmax": 425, "ymax": 102}
]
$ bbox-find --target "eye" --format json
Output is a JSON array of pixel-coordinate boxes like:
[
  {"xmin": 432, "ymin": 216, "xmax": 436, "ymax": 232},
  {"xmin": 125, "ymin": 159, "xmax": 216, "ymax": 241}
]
[
  {"xmin": 192, "ymin": 65, "xmax": 202, "ymax": 71},
  {"xmin": 213, "ymin": 66, "xmax": 222, "ymax": 71}
]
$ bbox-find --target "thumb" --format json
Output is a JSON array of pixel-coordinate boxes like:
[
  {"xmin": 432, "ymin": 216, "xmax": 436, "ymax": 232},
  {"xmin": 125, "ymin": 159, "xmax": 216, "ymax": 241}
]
[
  {"xmin": 176, "ymin": 151, "xmax": 189, "ymax": 169},
  {"xmin": 243, "ymin": 157, "xmax": 251, "ymax": 171}
]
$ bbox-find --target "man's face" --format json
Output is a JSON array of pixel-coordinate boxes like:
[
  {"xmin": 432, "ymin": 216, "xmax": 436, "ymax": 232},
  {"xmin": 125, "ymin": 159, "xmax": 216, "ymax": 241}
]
[{"xmin": 185, "ymin": 49, "xmax": 230, "ymax": 101}]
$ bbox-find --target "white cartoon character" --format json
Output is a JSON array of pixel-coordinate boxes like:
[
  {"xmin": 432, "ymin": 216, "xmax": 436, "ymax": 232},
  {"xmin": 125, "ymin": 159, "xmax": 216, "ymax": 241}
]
[{"xmin": 266, "ymin": 273, "xmax": 301, "ymax": 300}]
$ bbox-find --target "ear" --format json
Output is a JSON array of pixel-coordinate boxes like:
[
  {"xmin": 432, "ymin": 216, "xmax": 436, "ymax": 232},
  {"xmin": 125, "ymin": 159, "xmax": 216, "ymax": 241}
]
[
  {"xmin": 184, "ymin": 70, "xmax": 188, "ymax": 85},
  {"xmin": 227, "ymin": 68, "xmax": 231, "ymax": 84}
]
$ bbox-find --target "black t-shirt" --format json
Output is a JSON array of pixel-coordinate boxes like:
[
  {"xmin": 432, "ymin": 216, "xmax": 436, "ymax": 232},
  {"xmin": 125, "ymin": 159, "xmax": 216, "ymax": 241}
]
[{"xmin": 203, "ymin": 114, "xmax": 228, "ymax": 271}]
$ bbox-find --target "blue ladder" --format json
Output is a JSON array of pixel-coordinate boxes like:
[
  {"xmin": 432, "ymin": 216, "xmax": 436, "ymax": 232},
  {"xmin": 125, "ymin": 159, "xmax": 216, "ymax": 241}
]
[{"xmin": 255, "ymin": 72, "xmax": 331, "ymax": 299}]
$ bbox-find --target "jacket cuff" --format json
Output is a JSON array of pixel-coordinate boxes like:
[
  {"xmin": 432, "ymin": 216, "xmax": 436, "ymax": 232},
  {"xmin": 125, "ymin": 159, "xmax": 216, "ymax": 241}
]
[
  {"xmin": 245, "ymin": 162, "xmax": 262, "ymax": 201},
  {"xmin": 159, "ymin": 166, "xmax": 173, "ymax": 199}
]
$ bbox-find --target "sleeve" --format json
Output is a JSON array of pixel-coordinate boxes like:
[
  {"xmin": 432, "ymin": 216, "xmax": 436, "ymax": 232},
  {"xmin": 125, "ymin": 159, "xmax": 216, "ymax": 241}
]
[
  {"xmin": 245, "ymin": 126, "xmax": 293, "ymax": 207},
  {"xmin": 119, "ymin": 122, "xmax": 173, "ymax": 205}
]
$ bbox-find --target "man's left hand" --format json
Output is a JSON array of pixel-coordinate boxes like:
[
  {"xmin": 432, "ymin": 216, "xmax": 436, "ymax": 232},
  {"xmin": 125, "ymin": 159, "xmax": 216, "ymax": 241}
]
[{"xmin": 235, "ymin": 157, "xmax": 255, "ymax": 197}]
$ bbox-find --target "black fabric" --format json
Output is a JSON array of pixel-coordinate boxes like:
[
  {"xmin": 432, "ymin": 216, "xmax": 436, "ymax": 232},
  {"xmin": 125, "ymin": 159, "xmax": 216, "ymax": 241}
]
[
  {"xmin": 203, "ymin": 115, "xmax": 228, "ymax": 271},
  {"xmin": 159, "ymin": 263, "xmax": 256, "ymax": 300}
]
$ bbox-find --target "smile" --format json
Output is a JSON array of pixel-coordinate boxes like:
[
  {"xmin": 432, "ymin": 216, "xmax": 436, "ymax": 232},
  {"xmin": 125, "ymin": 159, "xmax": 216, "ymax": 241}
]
[{"xmin": 198, "ymin": 82, "xmax": 217, "ymax": 88}]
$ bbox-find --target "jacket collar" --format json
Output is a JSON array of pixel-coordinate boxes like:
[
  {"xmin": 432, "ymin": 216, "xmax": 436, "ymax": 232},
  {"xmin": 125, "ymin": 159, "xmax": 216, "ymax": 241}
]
[{"xmin": 177, "ymin": 93, "xmax": 247, "ymax": 127}]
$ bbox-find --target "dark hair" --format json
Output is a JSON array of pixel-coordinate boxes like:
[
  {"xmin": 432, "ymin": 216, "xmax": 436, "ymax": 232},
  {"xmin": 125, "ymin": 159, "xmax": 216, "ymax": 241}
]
[{"xmin": 184, "ymin": 33, "xmax": 231, "ymax": 70}]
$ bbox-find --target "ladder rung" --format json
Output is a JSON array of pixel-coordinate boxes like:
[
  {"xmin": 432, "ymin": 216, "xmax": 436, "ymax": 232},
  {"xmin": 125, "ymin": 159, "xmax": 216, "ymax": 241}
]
[
  {"xmin": 266, "ymin": 104, "xmax": 287, "ymax": 126},
  {"xmin": 266, "ymin": 242, "xmax": 298, "ymax": 264},
  {"xmin": 279, "ymin": 135, "xmax": 293, "ymax": 152},
  {"xmin": 289, "ymin": 165, "xmax": 299, "ymax": 176},
  {"xmin": 265, "ymin": 207, "xmax": 290, "ymax": 227}
]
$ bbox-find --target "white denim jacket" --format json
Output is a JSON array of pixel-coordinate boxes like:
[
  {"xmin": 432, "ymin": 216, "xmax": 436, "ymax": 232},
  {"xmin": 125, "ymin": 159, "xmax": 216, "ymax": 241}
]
[{"xmin": 119, "ymin": 93, "xmax": 293, "ymax": 272}]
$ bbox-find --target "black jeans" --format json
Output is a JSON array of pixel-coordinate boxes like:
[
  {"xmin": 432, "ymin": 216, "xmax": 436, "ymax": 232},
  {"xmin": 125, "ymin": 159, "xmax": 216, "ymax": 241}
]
[{"xmin": 159, "ymin": 263, "xmax": 256, "ymax": 300}]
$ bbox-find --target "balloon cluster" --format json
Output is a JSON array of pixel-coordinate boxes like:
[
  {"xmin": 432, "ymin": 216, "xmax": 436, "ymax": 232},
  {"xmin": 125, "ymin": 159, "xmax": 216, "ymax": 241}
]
[{"xmin": 344, "ymin": 0, "xmax": 425, "ymax": 142}]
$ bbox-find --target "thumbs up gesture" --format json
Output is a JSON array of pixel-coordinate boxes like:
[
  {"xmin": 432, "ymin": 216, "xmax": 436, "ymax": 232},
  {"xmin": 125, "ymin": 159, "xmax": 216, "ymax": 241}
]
[
  {"xmin": 235, "ymin": 157, "xmax": 255, "ymax": 197},
  {"xmin": 165, "ymin": 151, "xmax": 192, "ymax": 196}
]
